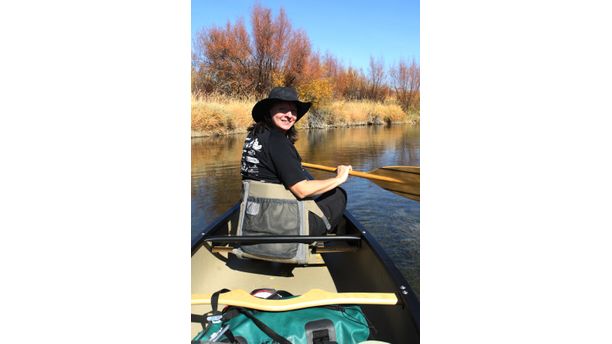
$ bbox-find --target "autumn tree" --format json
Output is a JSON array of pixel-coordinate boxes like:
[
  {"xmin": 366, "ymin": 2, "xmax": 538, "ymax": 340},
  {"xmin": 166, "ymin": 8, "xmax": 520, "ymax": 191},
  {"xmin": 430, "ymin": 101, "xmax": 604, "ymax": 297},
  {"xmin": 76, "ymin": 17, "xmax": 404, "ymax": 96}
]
[
  {"xmin": 390, "ymin": 59, "xmax": 420, "ymax": 112},
  {"xmin": 296, "ymin": 51, "xmax": 333, "ymax": 106},
  {"xmin": 367, "ymin": 56, "xmax": 386, "ymax": 102},
  {"xmin": 251, "ymin": 6, "xmax": 295, "ymax": 96},
  {"xmin": 320, "ymin": 53, "xmax": 342, "ymax": 99},
  {"xmin": 336, "ymin": 66, "xmax": 367, "ymax": 100},
  {"xmin": 192, "ymin": 19, "xmax": 252, "ymax": 97},
  {"xmin": 193, "ymin": 5, "xmax": 315, "ymax": 98},
  {"xmin": 281, "ymin": 29, "xmax": 311, "ymax": 87}
]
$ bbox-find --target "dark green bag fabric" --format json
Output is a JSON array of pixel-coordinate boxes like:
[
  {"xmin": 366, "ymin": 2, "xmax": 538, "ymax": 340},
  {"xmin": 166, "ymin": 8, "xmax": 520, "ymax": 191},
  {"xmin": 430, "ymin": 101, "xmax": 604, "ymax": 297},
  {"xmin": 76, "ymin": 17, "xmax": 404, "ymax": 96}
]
[{"xmin": 192, "ymin": 293, "xmax": 371, "ymax": 344}]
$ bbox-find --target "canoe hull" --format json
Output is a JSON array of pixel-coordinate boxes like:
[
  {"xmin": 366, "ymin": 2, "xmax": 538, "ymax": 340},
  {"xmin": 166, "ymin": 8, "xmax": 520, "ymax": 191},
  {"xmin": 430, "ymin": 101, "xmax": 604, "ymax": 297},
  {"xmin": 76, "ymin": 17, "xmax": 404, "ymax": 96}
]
[{"xmin": 191, "ymin": 204, "xmax": 419, "ymax": 343}]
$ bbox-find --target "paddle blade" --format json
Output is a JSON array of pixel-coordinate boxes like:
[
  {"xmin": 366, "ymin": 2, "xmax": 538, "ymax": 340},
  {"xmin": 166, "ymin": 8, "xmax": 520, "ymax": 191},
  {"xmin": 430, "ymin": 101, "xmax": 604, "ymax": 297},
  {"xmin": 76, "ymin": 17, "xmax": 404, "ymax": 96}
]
[{"xmin": 368, "ymin": 166, "xmax": 420, "ymax": 201}]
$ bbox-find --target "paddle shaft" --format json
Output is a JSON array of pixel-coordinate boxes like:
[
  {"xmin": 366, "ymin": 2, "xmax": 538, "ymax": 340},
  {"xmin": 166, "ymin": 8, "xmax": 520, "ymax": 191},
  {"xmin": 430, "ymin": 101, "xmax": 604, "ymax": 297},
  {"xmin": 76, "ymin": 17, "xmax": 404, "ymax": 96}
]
[{"xmin": 302, "ymin": 162, "xmax": 406, "ymax": 184}]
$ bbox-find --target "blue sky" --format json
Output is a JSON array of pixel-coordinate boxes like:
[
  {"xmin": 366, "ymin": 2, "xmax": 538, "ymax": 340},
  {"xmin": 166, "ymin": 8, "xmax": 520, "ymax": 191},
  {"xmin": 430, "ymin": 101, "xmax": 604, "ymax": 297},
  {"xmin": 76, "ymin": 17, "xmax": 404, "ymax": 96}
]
[{"xmin": 191, "ymin": 0, "xmax": 419, "ymax": 72}]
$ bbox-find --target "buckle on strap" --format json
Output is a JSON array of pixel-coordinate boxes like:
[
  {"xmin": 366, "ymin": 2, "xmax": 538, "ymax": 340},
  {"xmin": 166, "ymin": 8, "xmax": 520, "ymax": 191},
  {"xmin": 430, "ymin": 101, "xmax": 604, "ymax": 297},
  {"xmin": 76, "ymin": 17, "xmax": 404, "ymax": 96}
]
[{"xmin": 206, "ymin": 314, "xmax": 223, "ymax": 324}]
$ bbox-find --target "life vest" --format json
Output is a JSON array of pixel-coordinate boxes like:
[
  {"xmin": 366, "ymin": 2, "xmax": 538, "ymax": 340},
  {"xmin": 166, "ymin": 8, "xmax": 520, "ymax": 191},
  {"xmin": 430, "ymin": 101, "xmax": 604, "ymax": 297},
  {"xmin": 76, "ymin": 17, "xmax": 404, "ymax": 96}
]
[{"xmin": 233, "ymin": 180, "xmax": 331, "ymax": 264}]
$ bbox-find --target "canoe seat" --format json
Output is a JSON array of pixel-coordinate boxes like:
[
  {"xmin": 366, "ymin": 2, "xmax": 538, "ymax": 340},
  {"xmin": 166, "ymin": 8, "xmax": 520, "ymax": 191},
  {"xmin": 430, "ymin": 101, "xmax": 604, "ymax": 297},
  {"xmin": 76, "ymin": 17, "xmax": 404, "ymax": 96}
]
[{"xmin": 191, "ymin": 289, "xmax": 398, "ymax": 312}]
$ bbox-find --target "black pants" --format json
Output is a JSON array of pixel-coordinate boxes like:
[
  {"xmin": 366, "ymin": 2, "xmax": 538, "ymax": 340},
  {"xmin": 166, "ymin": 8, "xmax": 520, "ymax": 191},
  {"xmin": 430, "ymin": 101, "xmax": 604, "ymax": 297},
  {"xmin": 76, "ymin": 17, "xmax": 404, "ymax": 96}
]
[{"xmin": 308, "ymin": 187, "xmax": 347, "ymax": 235}]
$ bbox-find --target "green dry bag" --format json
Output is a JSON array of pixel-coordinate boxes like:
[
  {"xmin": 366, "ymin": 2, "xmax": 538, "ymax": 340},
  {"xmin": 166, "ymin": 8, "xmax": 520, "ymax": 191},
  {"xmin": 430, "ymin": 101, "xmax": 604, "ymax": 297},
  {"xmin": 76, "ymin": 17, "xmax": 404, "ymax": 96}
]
[{"xmin": 192, "ymin": 289, "xmax": 371, "ymax": 344}]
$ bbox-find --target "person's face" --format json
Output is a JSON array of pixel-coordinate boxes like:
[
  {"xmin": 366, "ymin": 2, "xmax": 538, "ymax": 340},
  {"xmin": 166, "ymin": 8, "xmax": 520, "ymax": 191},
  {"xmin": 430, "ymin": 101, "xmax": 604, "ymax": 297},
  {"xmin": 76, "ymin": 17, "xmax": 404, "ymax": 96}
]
[{"xmin": 270, "ymin": 101, "xmax": 298, "ymax": 132}]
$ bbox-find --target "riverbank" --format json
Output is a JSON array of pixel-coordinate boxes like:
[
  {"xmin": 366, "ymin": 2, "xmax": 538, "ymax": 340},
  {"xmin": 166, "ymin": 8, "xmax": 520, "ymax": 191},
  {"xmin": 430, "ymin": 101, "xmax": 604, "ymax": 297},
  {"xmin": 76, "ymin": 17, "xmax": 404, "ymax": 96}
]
[{"xmin": 191, "ymin": 95, "xmax": 419, "ymax": 137}]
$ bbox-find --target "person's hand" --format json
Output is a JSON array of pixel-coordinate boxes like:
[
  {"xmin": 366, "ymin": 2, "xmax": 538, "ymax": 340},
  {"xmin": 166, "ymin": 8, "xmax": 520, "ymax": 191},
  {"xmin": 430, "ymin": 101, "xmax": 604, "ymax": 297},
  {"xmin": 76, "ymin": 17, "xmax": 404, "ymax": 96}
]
[{"xmin": 336, "ymin": 165, "xmax": 353, "ymax": 184}]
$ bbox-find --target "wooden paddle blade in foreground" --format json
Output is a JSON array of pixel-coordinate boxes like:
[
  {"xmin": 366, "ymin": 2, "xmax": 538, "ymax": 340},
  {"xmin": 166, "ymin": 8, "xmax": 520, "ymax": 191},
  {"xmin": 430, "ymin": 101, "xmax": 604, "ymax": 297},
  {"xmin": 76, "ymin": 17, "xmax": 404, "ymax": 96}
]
[
  {"xmin": 368, "ymin": 166, "xmax": 420, "ymax": 201},
  {"xmin": 301, "ymin": 163, "xmax": 420, "ymax": 202}
]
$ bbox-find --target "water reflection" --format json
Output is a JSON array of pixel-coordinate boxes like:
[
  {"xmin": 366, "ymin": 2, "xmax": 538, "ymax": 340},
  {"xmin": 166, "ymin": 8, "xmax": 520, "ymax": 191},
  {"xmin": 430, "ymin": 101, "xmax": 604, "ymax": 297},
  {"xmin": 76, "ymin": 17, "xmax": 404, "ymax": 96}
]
[
  {"xmin": 192, "ymin": 124, "xmax": 420, "ymax": 296},
  {"xmin": 298, "ymin": 126, "xmax": 420, "ymax": 170}
]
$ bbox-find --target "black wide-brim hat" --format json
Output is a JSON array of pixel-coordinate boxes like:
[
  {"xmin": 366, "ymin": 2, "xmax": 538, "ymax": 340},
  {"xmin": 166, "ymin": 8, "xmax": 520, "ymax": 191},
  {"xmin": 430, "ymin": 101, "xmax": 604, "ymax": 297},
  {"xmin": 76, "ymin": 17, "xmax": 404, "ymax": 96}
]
[{"xmin": 251, "ymin": 87, "xmax": 312, "ymax": 123}]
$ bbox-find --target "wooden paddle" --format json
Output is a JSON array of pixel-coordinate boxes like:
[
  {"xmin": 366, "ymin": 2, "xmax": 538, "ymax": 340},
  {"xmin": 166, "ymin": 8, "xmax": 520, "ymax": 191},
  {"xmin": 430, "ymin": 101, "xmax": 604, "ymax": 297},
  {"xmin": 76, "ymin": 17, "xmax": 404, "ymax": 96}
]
[
  {"xmin": 192, "ymin": 289, "xmax": 398, "ymax": 311},
  {"xmin": 302, "ymin": 162, "xmax": 420, "ymax": 201}
]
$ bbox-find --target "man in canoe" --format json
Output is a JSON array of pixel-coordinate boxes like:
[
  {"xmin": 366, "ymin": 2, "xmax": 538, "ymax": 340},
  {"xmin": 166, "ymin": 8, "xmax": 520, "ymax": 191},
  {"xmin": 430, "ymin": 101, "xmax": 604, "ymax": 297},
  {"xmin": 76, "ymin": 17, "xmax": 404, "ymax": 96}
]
[{"xmin": 240, "ymin": 86, "xmax": 352, "ymax": 236}]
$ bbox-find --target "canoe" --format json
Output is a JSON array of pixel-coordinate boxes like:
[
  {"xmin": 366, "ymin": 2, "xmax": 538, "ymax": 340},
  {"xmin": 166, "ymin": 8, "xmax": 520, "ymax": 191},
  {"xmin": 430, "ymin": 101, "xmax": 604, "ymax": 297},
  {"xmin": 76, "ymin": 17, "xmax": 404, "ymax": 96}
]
[{"xmin": 191, "ymin": 203, "xmax": 420, "ymax": 343}]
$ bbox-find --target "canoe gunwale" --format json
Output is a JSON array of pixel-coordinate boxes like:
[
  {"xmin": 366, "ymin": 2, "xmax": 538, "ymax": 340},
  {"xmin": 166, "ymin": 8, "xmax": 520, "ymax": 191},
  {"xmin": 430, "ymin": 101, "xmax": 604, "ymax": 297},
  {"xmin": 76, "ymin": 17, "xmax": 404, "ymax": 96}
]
[{"xmin": 192, "ymin": 202, "xmax": 240, "ymax": 255}]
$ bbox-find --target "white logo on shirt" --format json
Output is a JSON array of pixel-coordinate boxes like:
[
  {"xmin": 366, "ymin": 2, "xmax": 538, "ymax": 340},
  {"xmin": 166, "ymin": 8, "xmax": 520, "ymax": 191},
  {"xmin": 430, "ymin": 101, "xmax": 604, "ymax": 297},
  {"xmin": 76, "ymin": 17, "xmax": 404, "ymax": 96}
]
[
  {"xmin": 252, "ymin": 138, "xmax": 262, "ymax": 151},
  {"xmin": 242, "ymin": 136, "xmax": 263, "ymax": 176}
]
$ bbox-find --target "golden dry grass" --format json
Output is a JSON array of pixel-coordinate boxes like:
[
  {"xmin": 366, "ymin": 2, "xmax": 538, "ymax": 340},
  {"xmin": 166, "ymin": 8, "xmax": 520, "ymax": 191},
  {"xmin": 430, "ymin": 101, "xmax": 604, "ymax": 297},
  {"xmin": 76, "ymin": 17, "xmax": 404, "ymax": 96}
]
[
  {"xmin": 192, "ymin": 95, "xmax": 419, "ymax": 137},
  {"xmin": 191, "ymin": 94, "xmax": 254, "ymax": 136},
  {"xmin": 315, "ymin": 100, "xmax": 415, "ymax": 127}
]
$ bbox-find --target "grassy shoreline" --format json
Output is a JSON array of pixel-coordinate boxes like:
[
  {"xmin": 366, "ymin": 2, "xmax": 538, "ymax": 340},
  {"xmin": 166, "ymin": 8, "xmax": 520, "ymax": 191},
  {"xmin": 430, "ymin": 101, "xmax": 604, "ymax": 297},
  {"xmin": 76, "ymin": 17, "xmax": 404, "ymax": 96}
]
[{"xmin": 192, "ymin": 95, "xmax": 419, "ymax": 138}]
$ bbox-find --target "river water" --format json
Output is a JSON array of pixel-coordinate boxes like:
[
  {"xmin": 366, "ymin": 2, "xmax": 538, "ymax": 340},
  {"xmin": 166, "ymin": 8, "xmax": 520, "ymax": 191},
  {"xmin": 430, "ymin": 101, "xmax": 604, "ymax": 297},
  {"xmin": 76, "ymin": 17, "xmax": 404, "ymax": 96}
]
[{"xmin": 192, "ymin": 124, "xmax": 420, "ymax": 296}]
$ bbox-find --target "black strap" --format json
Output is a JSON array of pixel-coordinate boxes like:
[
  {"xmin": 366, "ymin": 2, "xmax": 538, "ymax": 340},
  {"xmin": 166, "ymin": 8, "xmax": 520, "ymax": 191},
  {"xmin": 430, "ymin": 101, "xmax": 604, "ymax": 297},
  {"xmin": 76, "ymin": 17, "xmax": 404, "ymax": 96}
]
[
  {"xmin": 211, "ymin": 288, "xmax": 231, "ymax": 314},
  {"xmin": 191, "ymin": 314, "xmax": 206, "ymax": 323},
  {"xmin": 235, "ymin": 307, "xmax": 291, "ymax": 344},
  {"xmin": 193, "ymin": 289, "xmax": 291, "ymax": 344},
  {"xmin": 193, "ymin": 289, "xmax": 232, "ymax": 331},
  {"xmin": 222, "ymin": 308, "xmax": 241, "ymax": 321},
  {"xmin": 224, "ymin": 329, "xmax": 238, "ymax": 343}
]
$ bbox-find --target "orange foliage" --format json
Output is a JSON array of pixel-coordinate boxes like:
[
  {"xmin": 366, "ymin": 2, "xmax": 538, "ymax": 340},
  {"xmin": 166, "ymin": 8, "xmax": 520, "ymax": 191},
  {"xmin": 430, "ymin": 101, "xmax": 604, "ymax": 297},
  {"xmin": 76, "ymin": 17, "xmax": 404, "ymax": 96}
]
[
  {"xmin": 283, "ymin": 29, "xmax": 311, "ymax": 87},
  {"xmin": 389, "ymin": 59, "xmax": 420, "ymax": 112},
  {"xmin": 297, "ymin": 78, "xmax": 333, "ymax": 107},
  {"xmin": 191, "ymin": 4, "xmax": 419, "ymax": 112},
  {"xmin": 335, "ymin": 67, "xmax": 368, "ymax": 100}
]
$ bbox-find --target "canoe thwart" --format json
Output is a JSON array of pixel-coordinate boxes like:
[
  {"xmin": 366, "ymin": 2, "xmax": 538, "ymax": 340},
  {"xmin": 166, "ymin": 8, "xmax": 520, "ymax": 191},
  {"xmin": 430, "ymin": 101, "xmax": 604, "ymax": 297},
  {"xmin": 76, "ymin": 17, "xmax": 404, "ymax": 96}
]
[
  {"xmin": 191, "ymin": 289, "xmax": 398, "ymax": 311},
  {"xmin": 211, "ymin": 245, "xmax": 358, "ymax": 254},
  {"xmin": 204, "ymin": 235, "xmax": 362, "ymax": 245}
]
